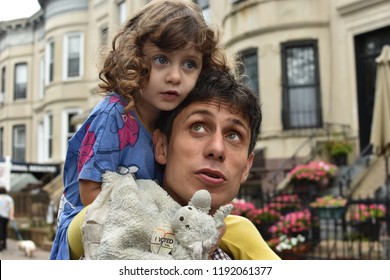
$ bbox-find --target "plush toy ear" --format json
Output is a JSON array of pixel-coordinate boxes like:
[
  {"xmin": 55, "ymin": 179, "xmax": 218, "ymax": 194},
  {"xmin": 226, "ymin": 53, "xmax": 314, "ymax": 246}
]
[
  {"xmin": 189, "ymin": 190, "xmax": 211, "ymax": 213},
  {"xmin": 153, "ymin": 129, "xmax": 168, "ymax": 165}
]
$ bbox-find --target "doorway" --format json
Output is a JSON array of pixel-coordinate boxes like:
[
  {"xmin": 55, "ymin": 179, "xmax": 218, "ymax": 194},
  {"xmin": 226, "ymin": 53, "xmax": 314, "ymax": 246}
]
[{"xmin": 355, "ymin": 26, "xmax": 390, "ymax": 151}]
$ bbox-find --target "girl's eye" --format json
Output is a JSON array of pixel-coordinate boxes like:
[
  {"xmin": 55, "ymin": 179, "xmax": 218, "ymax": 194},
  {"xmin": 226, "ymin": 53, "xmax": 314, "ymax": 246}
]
[
  {"xmin": 153, "ymin": 56, "xmax": 167, "ymax": 65},
  {"xmin": 184, "ymin": 60, "xmax": 196, "ymax": 70}
]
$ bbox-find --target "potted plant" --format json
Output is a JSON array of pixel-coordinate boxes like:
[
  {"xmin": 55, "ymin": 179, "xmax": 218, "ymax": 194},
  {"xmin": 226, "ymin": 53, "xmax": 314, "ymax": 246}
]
[
  {"xmin": 247, "ymin": 206, "xmax": 281, "ymax": 240},
  {"xmin": 268, "ymin": 194, "xmax": 302, "ymax": 215},
  {"xmin": 309, "ymin": 195, "xmax": 347, "ymax": 220},
  {"xmin": 326, "ymin": 140, "xmax": 353, "ymax": 166},
  {"xmin": 269, "ymin": 209, "xmax": 313, "ymax": 238},
  {"xmin": 350, "ymin": 203, "xmax": 386, "ymax": 241},
  {"xmin": 288, "ymin": 160, "xmax": 337, "ymax": 195},
  {"xmin": 230, "ymin": 198, "xmax": 256, "ymax": 218},
  {"xmin": 268, "ymin": 234, "xmax": 309, "ymax": 259}
]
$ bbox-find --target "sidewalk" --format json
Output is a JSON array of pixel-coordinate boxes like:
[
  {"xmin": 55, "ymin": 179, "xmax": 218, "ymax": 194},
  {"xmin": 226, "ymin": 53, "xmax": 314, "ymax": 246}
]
[{"xmin": 0, "ymin": 239, "xmax": 51, "ymax": 260}]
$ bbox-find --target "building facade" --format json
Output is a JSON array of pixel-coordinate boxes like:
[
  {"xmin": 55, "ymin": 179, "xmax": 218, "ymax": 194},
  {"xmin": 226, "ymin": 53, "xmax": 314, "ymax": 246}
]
[{"xmin": 1, "ymin": 0, "xmax": 390, "ymax": 193}]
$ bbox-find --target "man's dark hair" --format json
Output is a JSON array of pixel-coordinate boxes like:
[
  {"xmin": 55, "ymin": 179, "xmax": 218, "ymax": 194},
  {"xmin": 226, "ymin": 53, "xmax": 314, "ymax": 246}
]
[{"xmin": 158, "ymin": 70, "xmax": 262, "ymax": 153}]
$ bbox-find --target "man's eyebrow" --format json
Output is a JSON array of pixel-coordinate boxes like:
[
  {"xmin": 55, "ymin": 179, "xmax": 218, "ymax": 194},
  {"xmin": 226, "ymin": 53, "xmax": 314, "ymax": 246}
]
[
  {"xmin": 183, "ymin": 109, "xmax": 214, "ymax": 121},
  {"xmin": 229, "ymin": 117, "xmax": 249, "ymax": 131},
  {"xmin": 184, "ymin": 109, "xmax": 249, "ymax": 130}
]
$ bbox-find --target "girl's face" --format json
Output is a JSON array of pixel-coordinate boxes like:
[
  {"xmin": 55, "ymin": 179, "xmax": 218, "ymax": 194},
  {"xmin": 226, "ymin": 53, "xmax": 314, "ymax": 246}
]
[{"xmin": 137, "ymin": 42, "xmax": 203, "ymax": 120}]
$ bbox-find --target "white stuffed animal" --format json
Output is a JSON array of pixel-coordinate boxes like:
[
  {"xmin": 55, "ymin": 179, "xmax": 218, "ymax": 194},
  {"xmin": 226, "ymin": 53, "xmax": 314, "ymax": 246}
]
[
  {"xmin": 83, "ymin": 171, "xmax": 232, "ymax": 260},
  {"xmin": 170, "ymin": 190, "xmax": 233, "ymax": 260}
]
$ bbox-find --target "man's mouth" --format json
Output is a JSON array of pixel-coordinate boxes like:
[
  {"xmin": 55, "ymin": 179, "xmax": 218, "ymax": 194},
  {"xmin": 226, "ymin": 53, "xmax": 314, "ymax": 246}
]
[{"xmin": 196, "ymin": 169, "xmax": 226, "ymax": 184}]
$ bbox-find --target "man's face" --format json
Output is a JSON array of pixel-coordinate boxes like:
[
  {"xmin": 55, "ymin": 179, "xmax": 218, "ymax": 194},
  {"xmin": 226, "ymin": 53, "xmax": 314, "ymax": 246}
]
[{"xmin": 154, "ymin": 100, "xmax": 254, "ymax": 214}]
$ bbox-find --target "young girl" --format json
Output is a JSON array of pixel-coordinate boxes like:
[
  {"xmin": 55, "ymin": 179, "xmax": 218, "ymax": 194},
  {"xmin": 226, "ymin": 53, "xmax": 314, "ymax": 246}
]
[{"xmin": 50, "ymin": 0, "xmax": 229, "ymax": 260}]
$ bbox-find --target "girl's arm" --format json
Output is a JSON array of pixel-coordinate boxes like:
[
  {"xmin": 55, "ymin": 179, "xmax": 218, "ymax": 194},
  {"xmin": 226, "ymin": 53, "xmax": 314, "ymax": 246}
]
[{"xmin": 79, "ymin": 179, "xmax": 102, "ymax": 206}]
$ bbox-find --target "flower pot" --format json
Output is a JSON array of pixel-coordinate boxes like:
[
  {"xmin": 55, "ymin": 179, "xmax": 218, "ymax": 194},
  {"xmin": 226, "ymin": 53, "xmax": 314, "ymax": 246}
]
[
  {"xmin": 277, "ymin": 243, "xmax": 311, "ymax": 260},
  {"xmin": 291, "ymin": 179, "xmax": 319, "ymax": 194},
  {"xmin": 331, "ymin": 154, "xmax": 348, "ymax": 166},
  {"xmin": 353, "ymin": 221, "xmax": 381, "ymax": 241},
  {"xmin": 310, "ymin": 207, "xmax": 346, "ymax": 220},
  {"xmin": 280, "ymin": 207, "xmax": 298, "ymax": 215},
  {"xmin": 290, "ymin": 179, "xmax": 319, "ymax": 205}
]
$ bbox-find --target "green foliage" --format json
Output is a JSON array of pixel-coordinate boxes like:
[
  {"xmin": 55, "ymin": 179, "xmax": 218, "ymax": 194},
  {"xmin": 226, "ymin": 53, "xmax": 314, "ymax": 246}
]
[{"xmin": 326, "ymin": 140, "xmax": 353, "ymax": 156}]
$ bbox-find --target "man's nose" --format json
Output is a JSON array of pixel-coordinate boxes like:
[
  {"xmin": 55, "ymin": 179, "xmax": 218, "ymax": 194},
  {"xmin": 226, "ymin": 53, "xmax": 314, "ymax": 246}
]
[{"xmin": 204, "ymin": 133, "xmax": 226, "ymax": 161}]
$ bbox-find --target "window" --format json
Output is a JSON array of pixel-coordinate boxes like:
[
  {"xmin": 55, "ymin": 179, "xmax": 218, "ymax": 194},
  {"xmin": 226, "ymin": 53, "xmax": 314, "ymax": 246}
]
[
  {"xmin": 238, "ymin": 48, "xmax": 259, "ymax": 97},
  {"xmin": 100, "ymin": 25, "xmax": 108, "ymax": 46},
  {"xmin": 45, "ymin": 40, "xmax": 54, "ymax": 84},
  {"xmin": 118, "ymin": 1, "xmax": 127, "ymax": 24},
  {"xmin": 62, "ymin": 109, "xmax": 81, "ymax": 159},
  {"xmin": 1, "ymin": 66, "xmax": 5, "ymax": 104},
  {"xmin": 14, "ymin": 63, "xmax": 27, "ymax": 100},
  {"xmin": 45, "ymin": 113, "xmax": 53, "ymax": 160},
  {"xmin": 281, "ymin": 41, "xmax": 322, "ymax": 129},
  {"xmin": 1, "ymin": 66, "xmax": 5, "ymax": 93},
  {"xmin": 0, "ymin": 127, "xmax": 3, "ymax": 158},
  {"xmin": 39, "ymin": 57, "xmax": 45, "ymax": 99},
  {"xmin": 195, "ymin": 0, "xmax": 210, "ymax": 23},
  {"xmin": 13, "ymin": 125, "xmax": 26, "ymax": 162},
  {"xmin": 64, "ymin": 33, "xmax": 83, "ymax": 79},
  {"xmin": 37, "ymin": 121, "xmax": 44, "ymax": 163}
]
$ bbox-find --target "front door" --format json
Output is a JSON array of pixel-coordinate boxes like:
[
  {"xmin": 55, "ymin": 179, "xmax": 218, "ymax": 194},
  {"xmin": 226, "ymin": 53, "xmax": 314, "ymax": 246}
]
[{"xmin": 355, "ymin": 26, "xmax": 390, "ymax": 151}]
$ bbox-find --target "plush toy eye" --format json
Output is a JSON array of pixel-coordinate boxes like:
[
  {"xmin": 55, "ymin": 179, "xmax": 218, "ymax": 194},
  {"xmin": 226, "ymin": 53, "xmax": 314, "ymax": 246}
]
[
  {"xmin": 180, "ymin": 216, "xmax": 184, "ymax": 221},
  {"xmin": 185, "ymin": 225, "xmax": 190, "ymax": 229},
  {"xmin": 188, "ymin": 207, "xmax": 192, "ymax": 210}
]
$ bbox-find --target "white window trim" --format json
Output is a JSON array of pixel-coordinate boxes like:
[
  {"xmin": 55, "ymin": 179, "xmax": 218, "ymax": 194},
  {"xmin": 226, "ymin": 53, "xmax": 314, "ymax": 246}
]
[
  {"xmin": 37, "ymin": 121, "xmax": 44, "ymax": 163},
  {"xmin": 118, "ymin": 1, "xmax": 127, "ymax": 24},
  {"xmin": 63, "ymin": 32, "xmax": 84, "ymax": 81},
  {"xmin": 45, "ymin": 39, "xmax": 54, "ymax": 85},
  {"xmin": 13, "ymin": 125, "xmax": 26, "ymax": 162},
  {"xmin": 39, "ymin": 57, "xmax": 45, "ymax": 99},
  {"xmin": 62, "ymin": 108, "xmax": 82, "ymax": 160},
  {"xmin": 44, "ymin": 112, "xmax": 53, "ymax": 161}
]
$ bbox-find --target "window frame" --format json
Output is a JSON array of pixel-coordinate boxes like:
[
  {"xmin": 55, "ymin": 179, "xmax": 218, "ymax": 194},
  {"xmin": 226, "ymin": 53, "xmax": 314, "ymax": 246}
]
[
  {"xmin": 62, "ymin": 108, "xmax": 82, "ymax": 159},
  {"xmin": 14, "ymin": 63, "xmax": 28, "ymax": 100},
  {"xmin": 13, "ymin": 125, "xmax": 26, "ymax": 162},
  {"xmin": 238, "ymin": 48, "xmax": 260, "ymax": 97},
  {"xmin": 39, "ymin": 56, "xmax": 45, "ymax": 99},
  {"xmin": 118, "ymin": 0, "xmax": 127, "ymax": 25},
  {"xmin": 281, "ymin": 40, "xmax": 322, "ymax": 130},
  {"xmin": 1, "ymin": 66, "xmax": 5, "ymax": 94},
  {"xmin": 63, "ymin": 32, "xmax": 84, "ymax": 80},
  {"xmin": 0, "ymin": 127, "xmax": 3, "ymax": 158},
  {"xmin": 45, "ymin": 39, "xmax": 54, "ymax": 85},
  {"xmin": 45, "ymin": 112, "xmax": 53, "ymax": 161}
]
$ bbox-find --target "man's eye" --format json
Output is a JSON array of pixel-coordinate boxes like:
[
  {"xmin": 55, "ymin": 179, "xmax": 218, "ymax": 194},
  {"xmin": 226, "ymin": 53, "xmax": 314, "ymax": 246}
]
[
  {"xmin": 153, "ymin": 56, "xmax": 167, "ymax": 64},
  {"xmin": 192, "ymin": 124, "xmax": 205, "ymax": 132},
  {"xmin": 226, "ymin": 132, "xmax": 240, "ymax": 141}
]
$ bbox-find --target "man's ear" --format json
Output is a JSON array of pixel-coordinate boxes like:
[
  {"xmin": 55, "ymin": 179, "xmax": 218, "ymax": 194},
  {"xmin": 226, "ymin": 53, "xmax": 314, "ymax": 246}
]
[
  {"xmin": 240, "ymin": 152, "xmax": 254, "ymax": 183},
  {"xmin": 153, "ymin": 129, "xmax": 168, "ymax": 165}
]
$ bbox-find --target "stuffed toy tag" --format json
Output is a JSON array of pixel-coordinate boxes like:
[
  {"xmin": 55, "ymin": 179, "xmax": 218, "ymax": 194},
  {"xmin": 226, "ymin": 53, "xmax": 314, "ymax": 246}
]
[{"xmin": 150, "ymin": 225, "xmax": 176, "ymax": 255}]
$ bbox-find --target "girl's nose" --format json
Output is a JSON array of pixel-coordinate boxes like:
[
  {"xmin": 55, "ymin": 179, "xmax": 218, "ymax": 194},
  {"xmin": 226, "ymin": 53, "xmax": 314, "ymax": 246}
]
[{"xmin": 165, "ymin": 65, "xmax": 181, "ymax": 84}]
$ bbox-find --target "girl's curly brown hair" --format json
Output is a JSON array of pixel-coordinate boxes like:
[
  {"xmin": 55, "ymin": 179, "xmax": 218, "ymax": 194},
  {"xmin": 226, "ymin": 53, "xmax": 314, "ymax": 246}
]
[{"xmin": 98, "ymin": 0, "xmax": 230, "ymax": 112}]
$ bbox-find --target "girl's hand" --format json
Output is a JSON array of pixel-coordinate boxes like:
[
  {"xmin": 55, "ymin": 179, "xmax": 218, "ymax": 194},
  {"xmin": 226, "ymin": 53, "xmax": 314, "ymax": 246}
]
[{"xmin": 79, "ymin": 179, "xmax": 102, "ymax": 206}]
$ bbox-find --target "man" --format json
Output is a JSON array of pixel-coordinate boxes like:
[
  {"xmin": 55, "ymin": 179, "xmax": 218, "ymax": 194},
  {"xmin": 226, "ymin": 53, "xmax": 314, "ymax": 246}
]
[
  {"xmin": 77, "ymin": 70, "xmax": 280, "ymax": 260},
  {"xmin": 153, "ymin": 70, "xmax": 279, "ymax": 259}
]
